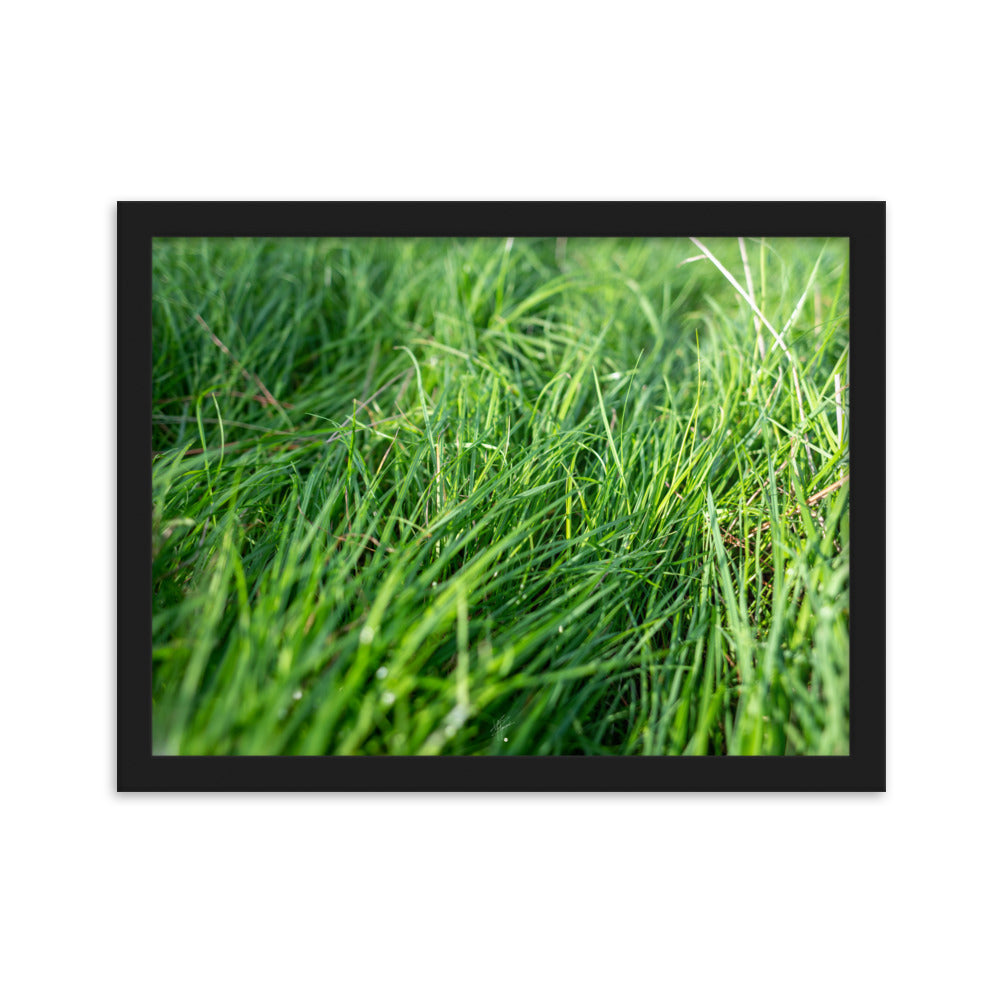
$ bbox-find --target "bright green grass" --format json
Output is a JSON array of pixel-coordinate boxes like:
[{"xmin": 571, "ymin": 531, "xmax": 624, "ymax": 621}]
[{"xmin": 152, "ymin": 235, "xmax": 849, "ymax": 755}]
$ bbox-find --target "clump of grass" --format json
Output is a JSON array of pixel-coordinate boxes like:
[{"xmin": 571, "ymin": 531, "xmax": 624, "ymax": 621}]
[{"xmin": 152, "ymin": 235, "xmax": 849, "ymax": 755}]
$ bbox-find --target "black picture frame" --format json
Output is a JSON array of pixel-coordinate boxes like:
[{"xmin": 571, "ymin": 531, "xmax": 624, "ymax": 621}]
[{"xmin": 120, "ymin": 201, "xmax": 885, "ymax": 791}]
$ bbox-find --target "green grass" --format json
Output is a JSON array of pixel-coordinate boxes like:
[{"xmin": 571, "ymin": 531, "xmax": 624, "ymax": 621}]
[{"xmin": 152, "ymin": 235, "xmax": 849, "ymax": 755}]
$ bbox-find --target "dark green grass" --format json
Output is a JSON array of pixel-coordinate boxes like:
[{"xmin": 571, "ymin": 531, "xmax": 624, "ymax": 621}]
[{"xmin": 152, "ymin": 235, "xmax": 849, "ymax": 755}]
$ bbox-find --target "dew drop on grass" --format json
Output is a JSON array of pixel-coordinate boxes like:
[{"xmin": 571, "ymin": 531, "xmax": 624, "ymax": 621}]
[
  {"xmin": 375, "ymin": 666, "xmax": 388, "ymax": 680},
  {"xmin": 360, "ymin": 625, "xmax": 375, "ymax": 645},
  {"xmin": 381, "ymin": 691, "xmax": 396, "ymax": 707},
  {"xmin": 292, "ymin": 689, "xmax": 303, "ymax": 701}
]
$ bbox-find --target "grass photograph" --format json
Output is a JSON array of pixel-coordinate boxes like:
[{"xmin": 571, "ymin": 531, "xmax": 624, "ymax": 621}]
[{"xmin": 151, "ymin": 233, "xmax": 849, "ymax": 757}]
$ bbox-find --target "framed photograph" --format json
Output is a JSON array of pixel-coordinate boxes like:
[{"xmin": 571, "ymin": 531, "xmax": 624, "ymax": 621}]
[{"xmin": 120, "ymin": 202, "xmax": 884, "ymax": 791}]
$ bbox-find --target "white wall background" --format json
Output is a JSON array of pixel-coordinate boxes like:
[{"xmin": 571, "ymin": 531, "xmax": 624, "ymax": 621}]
[{"xmin": 3, "ymin": 3, "xmax": 995, "ymax": 997}]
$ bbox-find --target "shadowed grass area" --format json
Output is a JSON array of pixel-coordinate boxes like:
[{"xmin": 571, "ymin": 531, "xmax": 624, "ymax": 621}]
[{"xmin": 152, "ymin": 235, "xmax": 849, "ymax": 755}]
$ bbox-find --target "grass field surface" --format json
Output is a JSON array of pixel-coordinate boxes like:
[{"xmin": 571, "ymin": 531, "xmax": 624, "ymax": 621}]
[{"xmin": 151, "ymin": 235, "xmax": 849, "ymax": 755}]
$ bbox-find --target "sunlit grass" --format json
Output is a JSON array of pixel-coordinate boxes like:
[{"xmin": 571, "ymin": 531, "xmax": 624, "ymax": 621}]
[{"xmin": 152, "ymin": 235, "xmax": 849, "ymax": 755}]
